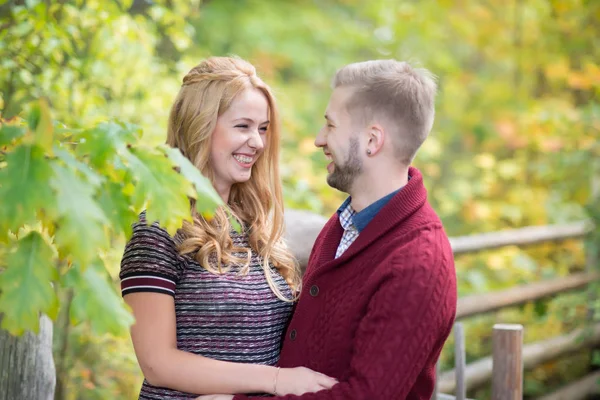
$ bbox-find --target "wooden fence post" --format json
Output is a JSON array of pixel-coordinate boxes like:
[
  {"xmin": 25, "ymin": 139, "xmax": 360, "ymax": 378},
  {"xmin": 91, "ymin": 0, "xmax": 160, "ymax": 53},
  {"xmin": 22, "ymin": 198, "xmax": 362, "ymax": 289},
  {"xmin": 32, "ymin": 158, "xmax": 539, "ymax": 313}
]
[
  {"xmin": 492, "ymin": 324, "xmax": 523, "ymax": 400},
  {"xmin": 454, "ymin": 323, "xmax": 467, "ymax": 400},
  {"xmin": 0, "ymin": 314, "xmax": 55, "ymax": 400}
]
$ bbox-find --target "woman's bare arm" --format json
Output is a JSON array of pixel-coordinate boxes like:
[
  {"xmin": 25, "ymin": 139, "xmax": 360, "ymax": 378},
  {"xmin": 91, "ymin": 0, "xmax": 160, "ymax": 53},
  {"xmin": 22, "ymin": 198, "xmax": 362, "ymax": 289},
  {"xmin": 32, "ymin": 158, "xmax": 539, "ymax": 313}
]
[{"xmin": 125, "ymin": 292, "xmax": 277, "ymax": 395}]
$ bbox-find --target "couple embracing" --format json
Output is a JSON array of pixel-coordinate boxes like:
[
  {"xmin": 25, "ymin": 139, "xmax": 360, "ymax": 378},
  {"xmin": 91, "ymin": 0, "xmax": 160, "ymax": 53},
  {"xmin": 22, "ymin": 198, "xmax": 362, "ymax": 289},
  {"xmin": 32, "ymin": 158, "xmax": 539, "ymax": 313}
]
[{"xmin": 120, "ymin": 56, "xmax": 457, "ymax": 400}]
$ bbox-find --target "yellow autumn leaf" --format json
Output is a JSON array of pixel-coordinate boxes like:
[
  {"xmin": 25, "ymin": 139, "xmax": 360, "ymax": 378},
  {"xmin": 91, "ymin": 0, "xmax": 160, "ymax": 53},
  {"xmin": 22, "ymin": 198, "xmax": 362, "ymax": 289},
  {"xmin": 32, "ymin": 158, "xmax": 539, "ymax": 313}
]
[
  {"xmin": 474, "ymin": 153, "xmax": 496, "ymax": 169},
  {"xmin": 567, "ymin": 71, "xmax": 593, "ymax": 90},
  {"xmin": 545, "ymin": 59, "xmax": 570, "ymax": 80}
]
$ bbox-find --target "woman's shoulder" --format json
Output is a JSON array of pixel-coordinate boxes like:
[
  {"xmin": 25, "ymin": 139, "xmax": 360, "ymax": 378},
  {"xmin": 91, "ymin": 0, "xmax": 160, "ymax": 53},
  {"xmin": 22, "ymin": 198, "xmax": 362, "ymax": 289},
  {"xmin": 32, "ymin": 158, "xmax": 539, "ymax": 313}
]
[
  {"xmin": 119, "ymin": 211, "xmax": 184, "ymax": 284},
  {"xmin": 132, "ymin": 211, "xmax": 178, "ymax": 244}
]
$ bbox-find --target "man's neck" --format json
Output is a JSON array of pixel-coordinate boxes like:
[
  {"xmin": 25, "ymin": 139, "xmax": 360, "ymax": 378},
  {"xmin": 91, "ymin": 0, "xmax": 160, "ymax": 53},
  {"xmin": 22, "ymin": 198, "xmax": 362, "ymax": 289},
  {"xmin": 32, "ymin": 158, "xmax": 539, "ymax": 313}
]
[{"xmin": 348, "ymin": 167, "xmax": 409, "ymax": 212}]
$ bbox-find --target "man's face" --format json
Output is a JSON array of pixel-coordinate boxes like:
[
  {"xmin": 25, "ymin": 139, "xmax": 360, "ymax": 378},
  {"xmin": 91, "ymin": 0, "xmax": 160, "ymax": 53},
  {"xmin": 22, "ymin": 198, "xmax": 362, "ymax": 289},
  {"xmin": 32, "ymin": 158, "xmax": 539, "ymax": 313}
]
[{"xmin": 315, "ymin": 86, "xmax": 363, "ymax": 193}]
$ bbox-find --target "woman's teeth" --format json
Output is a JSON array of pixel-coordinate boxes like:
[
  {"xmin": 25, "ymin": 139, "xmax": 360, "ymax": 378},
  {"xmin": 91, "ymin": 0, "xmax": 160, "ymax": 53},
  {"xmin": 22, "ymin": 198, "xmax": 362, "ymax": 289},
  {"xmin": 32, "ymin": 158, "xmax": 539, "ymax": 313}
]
[{"xmin": 233, "ymin": 154, "xmax": 253, "ymax": 164}]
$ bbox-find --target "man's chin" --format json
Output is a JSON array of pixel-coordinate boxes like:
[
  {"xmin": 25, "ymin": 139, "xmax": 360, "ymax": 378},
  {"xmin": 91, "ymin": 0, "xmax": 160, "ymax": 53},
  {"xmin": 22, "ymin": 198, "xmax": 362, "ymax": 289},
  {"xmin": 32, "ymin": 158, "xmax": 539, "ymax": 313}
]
[{"xmin": 326, "ymin": 174, "xmax": 349, "ymax": 193}]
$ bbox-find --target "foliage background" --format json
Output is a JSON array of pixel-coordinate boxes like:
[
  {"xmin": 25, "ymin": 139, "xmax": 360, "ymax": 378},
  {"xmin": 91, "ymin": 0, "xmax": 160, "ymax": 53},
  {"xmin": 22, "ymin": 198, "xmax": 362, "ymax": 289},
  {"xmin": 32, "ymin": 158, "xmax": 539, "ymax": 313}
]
[{"xmin": 1, "ymin": 0, "xmax": 599, "ymax": 398}]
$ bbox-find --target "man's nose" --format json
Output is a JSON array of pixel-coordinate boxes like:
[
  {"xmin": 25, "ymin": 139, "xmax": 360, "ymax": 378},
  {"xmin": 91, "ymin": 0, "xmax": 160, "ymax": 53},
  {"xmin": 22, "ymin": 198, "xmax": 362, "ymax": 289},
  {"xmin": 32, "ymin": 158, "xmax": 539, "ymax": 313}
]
[{"xmin": 315, "ymin": 126, "xmax": 327, "ymax": 148}]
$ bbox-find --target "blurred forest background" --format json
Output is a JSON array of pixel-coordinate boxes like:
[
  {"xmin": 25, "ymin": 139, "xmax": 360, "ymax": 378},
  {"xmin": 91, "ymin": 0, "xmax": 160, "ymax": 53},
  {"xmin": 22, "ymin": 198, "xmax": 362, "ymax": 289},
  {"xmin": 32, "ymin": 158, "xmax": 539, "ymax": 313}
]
[{"xmin": 1, "ymin": 0, "xmax": 599, "ymax": 399}]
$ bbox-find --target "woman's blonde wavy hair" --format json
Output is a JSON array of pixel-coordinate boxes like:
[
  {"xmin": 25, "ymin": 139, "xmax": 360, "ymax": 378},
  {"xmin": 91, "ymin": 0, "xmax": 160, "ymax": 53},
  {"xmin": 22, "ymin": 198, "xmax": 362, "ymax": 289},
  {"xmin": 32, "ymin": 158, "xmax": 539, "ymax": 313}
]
[{"xmin": 166, "ymin": 57, "xmax": 300, "ymax": 301}]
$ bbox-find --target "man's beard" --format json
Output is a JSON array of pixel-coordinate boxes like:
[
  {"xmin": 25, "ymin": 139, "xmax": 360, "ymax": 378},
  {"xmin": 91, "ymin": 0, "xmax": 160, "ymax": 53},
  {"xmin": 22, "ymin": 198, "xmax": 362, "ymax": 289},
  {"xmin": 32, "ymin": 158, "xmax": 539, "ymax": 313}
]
[{"xmin": 326, "ymin": 136, "xmax": 363, "ymax": 193}]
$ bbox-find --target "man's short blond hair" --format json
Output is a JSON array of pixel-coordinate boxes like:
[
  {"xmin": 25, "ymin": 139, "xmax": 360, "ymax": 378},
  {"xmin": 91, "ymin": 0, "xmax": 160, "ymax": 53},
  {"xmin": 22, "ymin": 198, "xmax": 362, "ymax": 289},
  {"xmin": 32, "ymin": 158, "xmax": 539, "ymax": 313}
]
[{"xmin": 333, "ymin": 59, "xmax": 437, "ymax": 165}]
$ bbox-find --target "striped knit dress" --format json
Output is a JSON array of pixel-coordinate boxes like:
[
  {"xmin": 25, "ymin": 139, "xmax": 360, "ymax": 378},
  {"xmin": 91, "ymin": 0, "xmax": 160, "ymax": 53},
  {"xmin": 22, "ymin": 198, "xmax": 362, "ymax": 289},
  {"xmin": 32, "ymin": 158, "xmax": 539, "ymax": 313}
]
[{"xmin": 120, "ymin": 213, "xmax": 293, "ymax": 399}]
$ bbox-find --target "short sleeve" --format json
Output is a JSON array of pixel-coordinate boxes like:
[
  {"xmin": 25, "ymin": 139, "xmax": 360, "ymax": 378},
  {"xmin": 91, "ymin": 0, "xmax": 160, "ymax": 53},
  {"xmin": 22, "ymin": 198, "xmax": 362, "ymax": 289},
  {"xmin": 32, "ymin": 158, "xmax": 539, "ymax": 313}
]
[{"xmin": 119, "ymin": 212, "xmax": 183, "ymax": 297}]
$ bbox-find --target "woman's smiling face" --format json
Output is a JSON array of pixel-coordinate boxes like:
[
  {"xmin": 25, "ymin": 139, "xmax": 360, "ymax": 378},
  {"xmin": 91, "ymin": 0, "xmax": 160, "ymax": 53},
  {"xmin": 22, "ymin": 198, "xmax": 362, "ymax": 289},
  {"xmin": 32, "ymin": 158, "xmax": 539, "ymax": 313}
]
[{"xmin": 209, "ymin": 87, "xmax": 269, "ymax": 201}]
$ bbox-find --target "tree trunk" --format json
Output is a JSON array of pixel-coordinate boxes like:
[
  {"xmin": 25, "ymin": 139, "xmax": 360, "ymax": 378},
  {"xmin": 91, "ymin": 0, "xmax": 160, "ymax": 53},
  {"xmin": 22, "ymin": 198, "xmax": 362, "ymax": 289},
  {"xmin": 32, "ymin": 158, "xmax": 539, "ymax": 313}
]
[{"xmin": 0, "ymin": 314, "xmax": 56, "ymax": 400}]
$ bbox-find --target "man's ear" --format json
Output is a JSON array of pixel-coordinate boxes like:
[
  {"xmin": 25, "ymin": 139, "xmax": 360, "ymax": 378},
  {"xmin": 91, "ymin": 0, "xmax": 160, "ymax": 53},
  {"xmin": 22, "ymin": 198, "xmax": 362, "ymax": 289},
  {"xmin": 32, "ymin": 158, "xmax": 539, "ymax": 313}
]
[{"xmin": 366, "ymin": 124, "xmax": 385, "ymax": 156}]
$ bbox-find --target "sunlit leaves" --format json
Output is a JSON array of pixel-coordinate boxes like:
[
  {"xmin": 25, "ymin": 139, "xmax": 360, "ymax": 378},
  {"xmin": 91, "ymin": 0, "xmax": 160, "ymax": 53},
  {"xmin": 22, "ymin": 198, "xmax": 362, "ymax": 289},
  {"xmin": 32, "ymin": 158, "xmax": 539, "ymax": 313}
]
[
  {"xmin": 97, "ymin": 181, "xmax": 137, "ymax": 239},
  {"xmin": 50, "ymin": 163, "xmax": 109, "ymax": 267},
  {"xmin": 53, "ymin": 145, "xmax": 104, "ymax": 188},
  {"xmin": 32, "ymin": 99, "xmax": 54, "ymax": 154},
  {"xmin": 0, "ymin": 145, "xmax": 55, "ymax": 239},
  {"xmin": 63, "ymin": 259, "xmax": 134, "ymax": 336},
  {"xmin": 0, "ymin": 106, "xmax": 222, "ymax": 336},
  {"xmin": 75, "ymin": 122, "xmax": 139, "ymax": 169},
  {"xmin": 162, "ymin": 145, "xmax": 223, "ymax": 215},
  {"xmin": 0, "ymin": 232, "xmax": 58, "ymax": 335},
  {"xmin": 122, "ymin": 147, "xmax": 192, "ymax": 234},
  {"xmin": 0, "ymin": 123, "xmax": 26, "ymax": 147}
]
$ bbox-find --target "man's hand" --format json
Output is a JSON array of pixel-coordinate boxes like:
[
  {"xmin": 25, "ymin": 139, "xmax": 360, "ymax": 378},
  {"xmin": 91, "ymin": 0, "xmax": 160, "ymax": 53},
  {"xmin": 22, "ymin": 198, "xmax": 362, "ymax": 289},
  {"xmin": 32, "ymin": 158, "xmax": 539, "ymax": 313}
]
[{"xmin": 195, "ymin": 395, "xmax": 234, "ymax": 400}]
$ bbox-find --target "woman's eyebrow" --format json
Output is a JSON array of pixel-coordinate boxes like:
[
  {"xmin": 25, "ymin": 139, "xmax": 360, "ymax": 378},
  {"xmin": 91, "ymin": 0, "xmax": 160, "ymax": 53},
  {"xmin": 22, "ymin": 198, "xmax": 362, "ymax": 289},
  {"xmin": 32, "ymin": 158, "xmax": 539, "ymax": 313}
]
[{"xmin": 232, "ymin": 117, "xmax": 270, "ymax": 124}]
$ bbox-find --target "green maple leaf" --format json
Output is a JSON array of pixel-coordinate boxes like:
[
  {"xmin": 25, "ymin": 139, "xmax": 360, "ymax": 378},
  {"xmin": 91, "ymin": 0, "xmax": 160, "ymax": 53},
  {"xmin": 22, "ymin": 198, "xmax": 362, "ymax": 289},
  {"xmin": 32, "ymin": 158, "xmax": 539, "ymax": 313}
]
[
  {"xmin": 123, "ymin": 147, "xmax": 192, "ymax": 234},
  {"xmin": 26, "ymin": 102, "xmax": 41, "ymax": 131},
  {"xmin": 0, "ymin": 231, "xmax": 59, "ymax": 335},
  {"xmin": 0, "ymin": 123, "xmax": 26, "ymax": 147},
  {"xmin": 75, "ymin": 121, "xmax": 140, "ymax": 169},
  {"xmin": 53, "ymin": 145, "xmax": 103, "ymax": 188},
  {"xmin": 50, "ymin": 163, "xmax": 108, "ymax": 267},
  {"xmin": 63, "ymin": 259, "xmax": 134, "ymax": 336},
  {"xmin": 97, "ymin": 181, "xmax": 137, "ymax": 239},
  {"xmin": 0, "ymin": 241, "xmax": 6, "ymax": 265},
  {"xmin": 161, "ymin": 145, "xmax": 224, "ymax": 213},
  {"xmin": 161, "ymin": 146, "xmax": 239, "ymax": 230},
  {"xmin": 0, "ymin": 145, "xmax": 55, "ymax": 239},
  {"xmin": 34, "ymin": 99, "xmax": 54, "ymax": 154}
]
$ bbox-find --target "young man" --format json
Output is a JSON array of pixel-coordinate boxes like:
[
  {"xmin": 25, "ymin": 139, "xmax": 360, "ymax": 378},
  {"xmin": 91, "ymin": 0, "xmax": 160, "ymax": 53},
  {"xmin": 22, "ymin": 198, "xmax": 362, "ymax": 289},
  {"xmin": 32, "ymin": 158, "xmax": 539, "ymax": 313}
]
[{"xmin": 221, "ymin": 59, "xmax": 457, "ymax": 400}]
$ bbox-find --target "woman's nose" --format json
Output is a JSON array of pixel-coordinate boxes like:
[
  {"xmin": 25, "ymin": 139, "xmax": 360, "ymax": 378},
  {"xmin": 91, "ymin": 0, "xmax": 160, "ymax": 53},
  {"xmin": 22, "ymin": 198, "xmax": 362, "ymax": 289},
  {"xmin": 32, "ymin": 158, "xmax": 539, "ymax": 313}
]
[{"xmin": 247, "ymin": 129, "xmax": 265, "ymax": 151}]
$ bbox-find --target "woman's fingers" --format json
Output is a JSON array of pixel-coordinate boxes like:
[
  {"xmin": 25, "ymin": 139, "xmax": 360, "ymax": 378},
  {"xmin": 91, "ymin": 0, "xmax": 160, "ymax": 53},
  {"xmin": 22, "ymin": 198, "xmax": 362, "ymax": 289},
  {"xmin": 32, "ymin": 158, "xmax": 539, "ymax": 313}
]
[{"xmin": 318, "ymin": 375, "xmax": 338, "ymax": 389}]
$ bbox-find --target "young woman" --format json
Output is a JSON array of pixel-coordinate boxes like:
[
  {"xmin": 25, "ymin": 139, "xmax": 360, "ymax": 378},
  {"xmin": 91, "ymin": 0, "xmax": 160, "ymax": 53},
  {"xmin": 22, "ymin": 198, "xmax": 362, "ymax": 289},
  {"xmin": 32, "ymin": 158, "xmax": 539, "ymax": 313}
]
[{"xmin": 120, "ymin": 57, "xmax": 337, "ymax": 399}]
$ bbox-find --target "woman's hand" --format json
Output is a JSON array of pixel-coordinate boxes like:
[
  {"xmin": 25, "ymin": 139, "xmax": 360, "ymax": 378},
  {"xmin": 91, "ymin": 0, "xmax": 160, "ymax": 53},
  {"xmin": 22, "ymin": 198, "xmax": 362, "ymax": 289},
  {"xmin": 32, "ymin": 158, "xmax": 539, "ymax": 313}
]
[
  {"xmin": 195, "ymin": 367, "xmax": 337, "ymax": 399},
  {"xmin": 274, "ymin": 366, "xmax": 338, "ymax": 396}
]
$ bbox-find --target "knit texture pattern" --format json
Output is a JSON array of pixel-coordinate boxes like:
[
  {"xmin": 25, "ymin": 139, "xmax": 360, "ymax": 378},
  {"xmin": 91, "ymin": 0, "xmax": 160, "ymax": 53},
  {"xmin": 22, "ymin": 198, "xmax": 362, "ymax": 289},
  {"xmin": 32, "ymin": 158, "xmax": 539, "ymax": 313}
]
[
  {"xmin": 234, "ymin": 166, "xmax": 457, "ymax": 400},
  {"xmin": 120, "ymin": 212, "xmax": 293, "ymax": 400}
]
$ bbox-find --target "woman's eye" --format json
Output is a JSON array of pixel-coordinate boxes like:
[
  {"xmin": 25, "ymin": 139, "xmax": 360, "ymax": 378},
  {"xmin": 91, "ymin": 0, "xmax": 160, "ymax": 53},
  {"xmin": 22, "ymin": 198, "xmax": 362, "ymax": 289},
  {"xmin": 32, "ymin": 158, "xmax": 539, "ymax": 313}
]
[
  {"xmin": 260, "ymin": 126, "xmax": 268, "ymax": 132},
  {"xmin": 235, "ymin": 124, "xmax": 249, "ymax": 129}
]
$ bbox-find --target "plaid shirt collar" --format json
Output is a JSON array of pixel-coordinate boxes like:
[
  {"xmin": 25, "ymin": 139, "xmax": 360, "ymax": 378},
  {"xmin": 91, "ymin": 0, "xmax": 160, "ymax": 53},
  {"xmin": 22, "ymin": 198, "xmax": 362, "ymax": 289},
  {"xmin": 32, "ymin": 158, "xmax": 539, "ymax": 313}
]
[
  {"xmin": 337, "ymin": 197, "xmax": 357, "ymax": 231},
  {"xmin": 336, "ymin": 189, "xmax": 400, "ymax": 233},
  {"xmin": 335, "ymin": 176, "xmax": 410, "ymax": 233}
]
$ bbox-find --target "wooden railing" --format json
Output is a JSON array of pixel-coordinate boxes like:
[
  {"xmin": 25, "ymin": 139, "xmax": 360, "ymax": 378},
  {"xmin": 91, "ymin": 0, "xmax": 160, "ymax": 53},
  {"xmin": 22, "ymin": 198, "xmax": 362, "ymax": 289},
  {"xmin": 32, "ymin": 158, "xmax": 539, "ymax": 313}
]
[{"xmin": 433, "ymin": 220, "xmax": 599, "ymax": 400}]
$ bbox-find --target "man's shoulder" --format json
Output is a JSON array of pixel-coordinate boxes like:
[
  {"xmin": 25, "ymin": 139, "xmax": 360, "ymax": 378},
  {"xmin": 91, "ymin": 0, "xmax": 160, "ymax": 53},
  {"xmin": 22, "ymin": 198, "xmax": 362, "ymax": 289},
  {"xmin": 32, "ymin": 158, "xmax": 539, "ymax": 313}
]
[
  {"xmin": 382, "ymin": 218, "xmax": 454, "ymax": 271},
  {"xmin": 385, "ymin": 209, "xmax": 449, "ymax": 246},
  {"xmin": 379, "ymin": 223, "xmax": 456, "ymax": 299}
]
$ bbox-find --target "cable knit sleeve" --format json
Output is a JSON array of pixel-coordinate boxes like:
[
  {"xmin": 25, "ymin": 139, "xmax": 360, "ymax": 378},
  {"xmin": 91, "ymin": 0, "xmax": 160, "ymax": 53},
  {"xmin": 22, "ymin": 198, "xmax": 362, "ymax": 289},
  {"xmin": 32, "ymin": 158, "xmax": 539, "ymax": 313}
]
[{"xmin": 234, "ymin": 231, "xmax": 457, "ymax": 400}]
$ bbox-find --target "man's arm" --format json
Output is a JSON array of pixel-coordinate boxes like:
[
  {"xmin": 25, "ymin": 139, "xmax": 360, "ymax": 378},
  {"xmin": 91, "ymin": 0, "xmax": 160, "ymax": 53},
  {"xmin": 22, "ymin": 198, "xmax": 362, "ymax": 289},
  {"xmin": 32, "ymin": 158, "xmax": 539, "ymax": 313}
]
[{"xmin": 234, "ymin": 248, "xmax": 457, "ymax": 400}]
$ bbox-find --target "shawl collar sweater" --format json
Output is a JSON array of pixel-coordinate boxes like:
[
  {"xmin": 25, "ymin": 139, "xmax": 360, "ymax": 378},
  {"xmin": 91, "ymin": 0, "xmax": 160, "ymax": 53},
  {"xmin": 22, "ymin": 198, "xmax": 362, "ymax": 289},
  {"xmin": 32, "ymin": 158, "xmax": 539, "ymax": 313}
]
[{"xmin": 235, "ymin": 166, "xmax": 457, "ymax": 400}]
